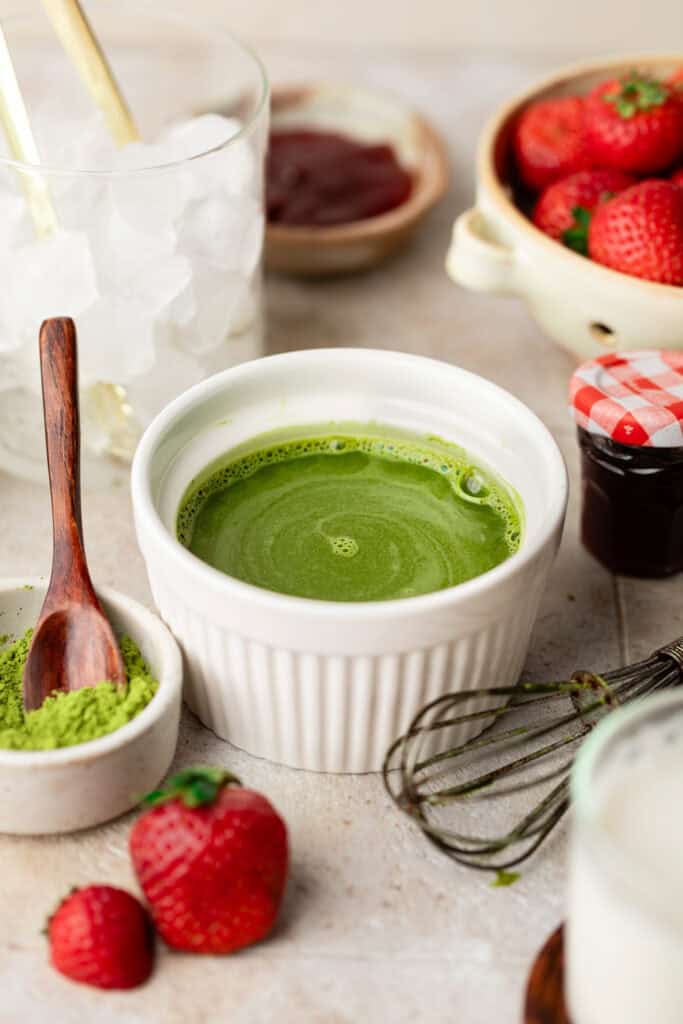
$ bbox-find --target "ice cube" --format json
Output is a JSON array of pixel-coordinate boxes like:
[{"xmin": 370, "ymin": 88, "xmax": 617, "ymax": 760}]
[
  {"xmin": 166, "ymin": 277, "xmax": 196, "ymax": 328},
  {"xmin": 160, "ymin": 115, "xmax": 254, "ymax": 198},
  {"xmin": 33, "ymin": 105, "xmax": 118, "ymax": 171},
  {"xmin": 161, "ymin": 115, "xmax": 237, "ymax": 167},
  {"xmin": 174, "ymin": 261, "xmax": 249, "ymax": 354},
  {"xmin": 77, "ymin": 296, "xmax": 156, "ymax": 385},
  {"xmin": 0, "ymin": 106, "xmax": 264, "ymax": 443},
  {"xmin": 90, "ymin": 204, "xmax": 173, "ymax": 285},
  {"xmin": 19, "ymin": 109, "xmax": 115, "ymax": 230},
  {"xmin": 0, "ymin": 318, "xmax": 41, "ymax": 393},
  {"xmin": 110, "ymin": 143, "xmax": 190, "ymax": 234},
  {"xmin": 223, "ymin": 138, "xmax": 256, "ymax": 197},
  {"xmin": 125, "ymin": 334, "xmax": 205, "ymax": 424},
  {"xmin": 178, "ymin": 193, "xmax": 263, "ymax": 274},
  {"xmin": 161, "ymin": 114, "xmax": 241, "ymax": 159},
  {"xmin": 0, "ymin": 171, "xmax": 33, "ymax": 251},
  {"xmin": 229, "ymin": 275, "xmax": 261, "ymax": 338},
  {"xmin": 197, "ymin": 299, "xmax": 263, "ymax": 375},
  {"xmin": 89, "ymin": 204, "xmax": 191, "ymax": 313},
  {"xmin": 6, "ymin": 230, "xmax": 98, "ymax": 343},
  {"xmin": 55, "ymin": 176, "xmax": 109, "ymax": 234},
  {"xmin": 138, "ymin": 251, "xmax": 193, "ymax": 317}
]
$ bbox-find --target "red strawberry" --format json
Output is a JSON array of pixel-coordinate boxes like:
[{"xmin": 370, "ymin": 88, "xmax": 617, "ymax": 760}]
[
  {"xmin": 533, "ymin": 168, "xmax": 635, "ymax": 252},
  {"xmin": 585, "ymin": 73, "xmax": 683, "ymax": 174},
  {"xmin": 130, "ymin": 767, "xmax": 288, "ymax": 955},
  {"xmin": 513, "ymin": 96, "xmax": 591, "ymax": 190},
  {"xmin": 48, "ymin": 885, "xmax": 154, "ymax": 990},
  {"xmin": 671, "ymin": 167, "xmax": 683, "ymax": 185},
  {"xmin": 588, "ymin": 179, "xmax": 683, "ymax": 285},
  {"xmin": 668, "ymin": 67, "xmax": 683, "ymax": 91}
]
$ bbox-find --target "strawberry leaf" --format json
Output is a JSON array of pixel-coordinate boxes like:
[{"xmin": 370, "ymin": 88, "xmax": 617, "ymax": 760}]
[
  {"xmin": 605, "ymin": 73, "xmax": 669, "ymax": 119},
  {"xmin": 562, "ymin": 206, "xmax": 592, "ymax": 256},
  {"xmin": 142, "ymin": 767, "xmax": 242, "ymax": 808}
]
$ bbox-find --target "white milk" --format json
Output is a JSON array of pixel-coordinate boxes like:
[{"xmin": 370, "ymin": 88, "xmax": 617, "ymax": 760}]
[{"xmin": 567, "ymin": 694, "xmax": 683, "ymax": 1024}]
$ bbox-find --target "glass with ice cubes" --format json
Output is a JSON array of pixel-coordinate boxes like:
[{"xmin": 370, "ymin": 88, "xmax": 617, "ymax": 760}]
[{"xmin": 0, "ymin": 1, "xmax": 268, "ymax": 483}]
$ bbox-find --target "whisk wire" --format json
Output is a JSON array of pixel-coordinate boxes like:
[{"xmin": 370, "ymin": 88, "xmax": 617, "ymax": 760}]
[{"xmin": 384, "ymin": 639, "xmax": 683, "ymax": 873}]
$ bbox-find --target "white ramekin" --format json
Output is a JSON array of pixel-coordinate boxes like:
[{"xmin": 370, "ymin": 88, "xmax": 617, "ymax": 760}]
[
  {"xmin": 0, "ymin": 579, "xmax": 182, "ymax": 834},
  {"xmin": 132, "ymin": 348, "xmax": 567, "ymax": 773},
  {"xmin": 446, "ymin": 54, "xmax": 683, "ymax": 361}
]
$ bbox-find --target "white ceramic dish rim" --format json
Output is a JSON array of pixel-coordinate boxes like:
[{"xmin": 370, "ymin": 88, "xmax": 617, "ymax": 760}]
[
  {"xmin": 479, "ymin": 51, "xmax": 683, "ymax": 297},
  {"xmin": 0, "ymin": 577, "xmax": 181, "ymax": 767},
  {"xmin": 131, "ymin": 348, "xmax": 568, "ymax": 622}
]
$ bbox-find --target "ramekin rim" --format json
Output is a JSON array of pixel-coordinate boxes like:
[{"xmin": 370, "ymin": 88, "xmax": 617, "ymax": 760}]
[{"xmin": 131, "ymin": 348, "xmax": 568, "ymax": 621}]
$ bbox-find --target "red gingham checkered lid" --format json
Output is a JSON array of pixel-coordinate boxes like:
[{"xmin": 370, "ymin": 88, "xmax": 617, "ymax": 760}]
[{"xmin": 569, "ymin": 350, "xmax": 683, "ymax": 447}]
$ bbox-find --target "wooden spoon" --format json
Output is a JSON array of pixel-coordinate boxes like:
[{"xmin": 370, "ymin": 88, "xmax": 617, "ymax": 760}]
[{"xmin": 22, "ymin": 317, "xmax": 125, "ymax": 712}]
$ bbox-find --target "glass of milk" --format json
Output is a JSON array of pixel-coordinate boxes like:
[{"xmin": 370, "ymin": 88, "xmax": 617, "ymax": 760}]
[
  {"xmin": 0, "ymin": 0, "xmax": 268, "ymax": 485},
  {"xmin": 567, "ymin": 689, "xmax": 683, "ymax": 1023}
]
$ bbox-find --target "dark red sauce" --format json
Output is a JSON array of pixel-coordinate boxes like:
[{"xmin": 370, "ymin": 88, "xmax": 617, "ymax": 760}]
[
  {"xmin": 578, "ymin": 427, "xmax": 683, "ymax": 577},
  {"xmin": 267, "ymin": 129, "xmax": 413, "ymax": 227}
]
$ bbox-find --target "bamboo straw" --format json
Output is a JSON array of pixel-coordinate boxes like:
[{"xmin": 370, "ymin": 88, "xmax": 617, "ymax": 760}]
[
  {"xmin": 41, "ymin": 0, "xmax": 140, "ymax": 147},
  {"xmin": 38, "ymin": 0, "xmax": 142, "ymax": 460},
  {"xmin": 0, "ymin": 23, "xmax": 57, "ymax": 237}
]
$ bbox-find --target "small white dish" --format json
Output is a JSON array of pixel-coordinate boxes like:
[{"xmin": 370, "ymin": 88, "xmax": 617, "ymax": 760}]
[
  {"xmin": 0, "ymin": 579, "xmax": 182, "ymax": 835},
  {"xmin": 446, "ymin": 53, "xmax": 683, "ymax": 360},
  {"xmin": 132, "ymin": 348, "xmax": 567, "ymax": 773}
]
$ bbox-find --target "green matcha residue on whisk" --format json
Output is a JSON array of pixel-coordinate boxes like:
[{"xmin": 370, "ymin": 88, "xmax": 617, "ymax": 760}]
[
  {"xmin": 492, "ymin": 870, "xmax": 521, "ymax": 889},
  {"xmin": 0, "ymin": 629, "xmax": 157, "ymax": 751}
]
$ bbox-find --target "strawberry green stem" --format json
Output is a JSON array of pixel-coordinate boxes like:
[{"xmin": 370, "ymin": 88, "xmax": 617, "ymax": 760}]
[
  {"xmin": 605, "ymin": 73, "xmax": 669, "ymax": 118},
  {"xmin": 143, "ymin": 767, "xmax": 242, "ymax": 808},
  {"xmin": 562, "ymin": 206, "xmax": 592, "ymax": 256}
]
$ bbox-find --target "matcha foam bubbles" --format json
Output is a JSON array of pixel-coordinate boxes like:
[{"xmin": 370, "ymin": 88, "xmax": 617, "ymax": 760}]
[
  {"xmin": 177, "ymin": 429, "xmax": 523, "ymax": 603},
  {"xmin": 0, "ymin": 631, "xmax": 158, "ymax": 751}
]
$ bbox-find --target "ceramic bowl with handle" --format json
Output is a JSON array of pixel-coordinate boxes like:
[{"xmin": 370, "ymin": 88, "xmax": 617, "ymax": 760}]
[
  {"xmin": 446, "ymin": 54, "xmax": 683, "ymax": 361},
  {"xmin": 132, "ymin": 348, "xmax": 567, "ymax": 773},
  {"xmin": 0, "ymin": 579, "xmax": 182, "ymax": 835}
]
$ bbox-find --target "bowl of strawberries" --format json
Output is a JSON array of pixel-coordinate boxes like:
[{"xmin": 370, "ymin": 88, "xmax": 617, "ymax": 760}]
[{"xmin": 446, "ymin": 55, "xmax": 683, "ymax": 359}]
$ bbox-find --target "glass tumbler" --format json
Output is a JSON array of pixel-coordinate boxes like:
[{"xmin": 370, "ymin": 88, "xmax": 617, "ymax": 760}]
[
  {"xmin": 567, "ymin": 689, "xmax": 683, "ymax": 1024},
  {"xmin": 0, "ymin": 0, "xmax": 268, "ymax": 485}
]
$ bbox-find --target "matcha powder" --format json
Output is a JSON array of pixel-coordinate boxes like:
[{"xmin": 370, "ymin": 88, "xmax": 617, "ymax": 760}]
[{"xmin": 0, "ymin": 631, "xmax": 158, "ymax": 751}]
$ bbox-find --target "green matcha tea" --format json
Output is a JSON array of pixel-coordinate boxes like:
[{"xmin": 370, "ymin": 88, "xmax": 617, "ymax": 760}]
[{"xmin": 177, "ymin": 430, "xmax": 522, "ymax": 602}]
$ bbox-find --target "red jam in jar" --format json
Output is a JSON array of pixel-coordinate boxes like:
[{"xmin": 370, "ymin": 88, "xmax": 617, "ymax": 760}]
[
  {"xmin": 266, "ymin": 129, "xmax": 413, "ymax": 227},
  {"xmin": 570, "ymin": 351, "xmax": 683, "ymax": 578}
]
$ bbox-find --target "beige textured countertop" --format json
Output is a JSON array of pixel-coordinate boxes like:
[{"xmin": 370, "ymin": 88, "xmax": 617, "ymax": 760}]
[{"xmin": 2, "ymin": 43, "xmax": 682, "ymax": 1024}]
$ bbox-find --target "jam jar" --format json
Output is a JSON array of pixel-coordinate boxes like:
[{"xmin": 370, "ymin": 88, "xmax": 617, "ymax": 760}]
[{"xmin": 570, "ymin": 350, "xmax": 683, "ymax": 578}]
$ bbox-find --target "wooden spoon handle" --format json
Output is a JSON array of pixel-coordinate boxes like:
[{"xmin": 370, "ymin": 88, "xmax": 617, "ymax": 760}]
[{"xmin": 39, "ymin": 317, "xmax": 94, "ymax": 598}]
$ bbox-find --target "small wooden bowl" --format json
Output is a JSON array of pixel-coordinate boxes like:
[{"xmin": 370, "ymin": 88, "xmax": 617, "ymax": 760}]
[{"xmin": 266, "ymin": 83, "xmax": 450, "ymax": 276}]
